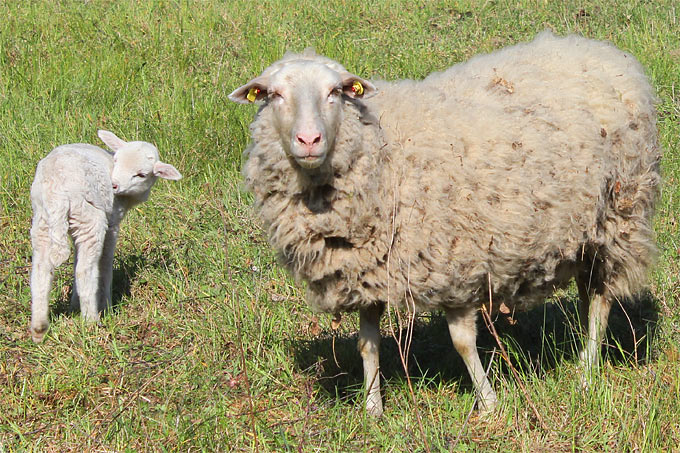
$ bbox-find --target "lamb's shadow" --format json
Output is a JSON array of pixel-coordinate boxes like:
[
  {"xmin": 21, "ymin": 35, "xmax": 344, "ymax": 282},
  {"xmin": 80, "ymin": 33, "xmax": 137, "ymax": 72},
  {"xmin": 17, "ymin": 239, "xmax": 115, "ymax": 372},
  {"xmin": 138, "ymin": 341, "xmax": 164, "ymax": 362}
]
[
  {"xmin": 109, "ymin": 253, "xmax": 148, "ymax": 310},
  {"xmin": 51, "ymin": 252, "xmax": 164, "ymax": 317},
  {"xmin": 290, "ymin": 291, "xmax": 659, "ymax": 404}
]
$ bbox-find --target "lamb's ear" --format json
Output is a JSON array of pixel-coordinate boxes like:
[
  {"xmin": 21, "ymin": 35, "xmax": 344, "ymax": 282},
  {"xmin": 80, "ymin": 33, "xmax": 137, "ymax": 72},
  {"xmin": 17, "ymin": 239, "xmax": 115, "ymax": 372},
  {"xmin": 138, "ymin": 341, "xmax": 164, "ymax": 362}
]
[
  {"xmin": 229, "ymin": 76, "xmax": 269, "ymax": 104},
  {"xmin": 153, "ymin": 161, "xmax": 182, "ymax": 180},
  {"xmin": 98, "ymin": 130, "xmax": 127, "ymax": 152},
  {"xmin": 341, "ymin": 73, "xmax": 376, "ymax": 99}
]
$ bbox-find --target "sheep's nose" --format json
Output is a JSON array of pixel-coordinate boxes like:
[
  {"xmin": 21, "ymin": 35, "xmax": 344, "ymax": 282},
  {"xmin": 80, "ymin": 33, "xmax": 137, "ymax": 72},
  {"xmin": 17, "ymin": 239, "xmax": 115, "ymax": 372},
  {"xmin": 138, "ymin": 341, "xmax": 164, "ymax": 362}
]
[
  {"xmin": 112, "ymin": 183, "xmax": 119, "ymax": 191},
  {"xmin": 296, "ymin": 132, "xmax": 322, "ymax": 148}
]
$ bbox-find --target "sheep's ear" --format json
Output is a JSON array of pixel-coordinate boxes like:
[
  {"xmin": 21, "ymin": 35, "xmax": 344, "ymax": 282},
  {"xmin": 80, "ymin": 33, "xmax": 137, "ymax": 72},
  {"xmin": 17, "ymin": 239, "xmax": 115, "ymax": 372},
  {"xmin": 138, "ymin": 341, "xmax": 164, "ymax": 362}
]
[
  {"xmin": 98, "ymin": 130, "xmax": 127, "ymax": 152},
  {"xmin": 341, "ymin": 73, "xmax": 376, "ymax": 99},
  {"xmin": 153, "ymin": 161, "xmax": 182, "ymax": 180},
  {"xmin": 229, "ymin": 77, "xmax": 269, "ymax": 104}
]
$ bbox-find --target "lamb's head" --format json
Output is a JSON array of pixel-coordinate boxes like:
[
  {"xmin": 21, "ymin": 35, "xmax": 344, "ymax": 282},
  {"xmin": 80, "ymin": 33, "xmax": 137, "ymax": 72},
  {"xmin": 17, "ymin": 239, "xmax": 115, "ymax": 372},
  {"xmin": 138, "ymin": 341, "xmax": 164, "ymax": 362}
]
[
  {"xmin": 229, "ymin": 51, "xmax": 376, "ymax": 170},
  {"xmin": 97, "ymin": 130, "xmax": 182, "ymax": 201}
]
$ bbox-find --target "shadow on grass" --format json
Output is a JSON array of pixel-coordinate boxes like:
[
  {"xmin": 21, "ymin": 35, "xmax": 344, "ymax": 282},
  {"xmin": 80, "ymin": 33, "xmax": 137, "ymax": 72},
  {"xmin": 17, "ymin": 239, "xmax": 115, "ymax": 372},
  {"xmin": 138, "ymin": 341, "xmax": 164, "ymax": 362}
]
[
  {"xmin": 51, "ymin": 251, "xmax": 173, "ymax": 318},
  {"xmin": 290, "ymin": 291, "xmax": 659, "ymax": 405}
]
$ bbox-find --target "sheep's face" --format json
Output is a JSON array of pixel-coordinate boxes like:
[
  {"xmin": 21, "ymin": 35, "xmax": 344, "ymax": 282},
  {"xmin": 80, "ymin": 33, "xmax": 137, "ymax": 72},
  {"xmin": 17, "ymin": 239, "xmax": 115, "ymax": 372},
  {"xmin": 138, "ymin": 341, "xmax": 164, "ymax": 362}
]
[
  {"xmin": 230, "ymin": 54, "xmax": 375, "ymax": 171},
  {"xmin": 269, "ymin": 62, "xmax": 349, "ymax": 169},
  {"xmin": 98, "ymin": 130, "xmax": 182, "ymax": 200}
]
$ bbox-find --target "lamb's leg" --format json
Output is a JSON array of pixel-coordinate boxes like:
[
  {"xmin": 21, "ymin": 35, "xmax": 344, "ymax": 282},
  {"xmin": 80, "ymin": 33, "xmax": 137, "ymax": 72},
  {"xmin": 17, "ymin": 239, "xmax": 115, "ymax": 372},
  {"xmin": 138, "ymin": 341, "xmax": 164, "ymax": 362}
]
[
  {"xmin": 358, "ymin": 303, "xmax": 384, "ymax": 416},
  {"xmin": 578, "ymin": 289, "xmax": 612, "ymax": 388},
  {"xmin": 30, "ymin": 241, "xmax": 55, "ymax": 343},
  {"xmin": 69, "ymin": 253, "xmax": 80, "ymax": 312},
  {"xmin": 71, "ymin": 209, "xmax": 107, "ymax": 322},
  {"xmin": 445, "ymin": 306, "xmax": 497, "ymax": 413},
  {"xmin": 99, "ymin": 226, "xmax": 119, "ymax": 311}
]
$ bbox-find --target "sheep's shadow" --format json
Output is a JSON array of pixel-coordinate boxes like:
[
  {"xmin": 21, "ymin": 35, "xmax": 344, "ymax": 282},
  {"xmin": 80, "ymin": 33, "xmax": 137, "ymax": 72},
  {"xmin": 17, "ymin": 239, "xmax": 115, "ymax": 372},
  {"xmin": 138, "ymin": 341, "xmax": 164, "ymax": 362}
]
[
  {"xmin": 50, "ymin": 251, "xmax": 168, "ymax": 317},
  {"xmin": 290, "ymin": 291, "xmax": 659, "ymax": 405}
]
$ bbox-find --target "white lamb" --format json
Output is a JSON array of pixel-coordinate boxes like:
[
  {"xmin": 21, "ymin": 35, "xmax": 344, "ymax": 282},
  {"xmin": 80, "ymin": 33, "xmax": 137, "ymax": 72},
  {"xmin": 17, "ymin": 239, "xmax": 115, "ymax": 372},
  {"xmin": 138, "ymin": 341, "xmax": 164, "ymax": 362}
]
[
  {"xmin": 230, "ymin": 32, "xmax": 661, "ymax": 416},
  {"xmin": 29, "ymin": 130, "xmax": 182, "ymax": 342}
]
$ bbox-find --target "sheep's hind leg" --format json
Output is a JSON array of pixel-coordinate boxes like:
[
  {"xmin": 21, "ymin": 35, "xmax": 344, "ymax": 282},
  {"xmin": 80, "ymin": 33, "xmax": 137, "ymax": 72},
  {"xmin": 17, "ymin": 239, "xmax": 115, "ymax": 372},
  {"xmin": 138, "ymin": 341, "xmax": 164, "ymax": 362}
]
[
  {"xmin": 358, "ymin": 303, "xmax": 384, "ymax": 416},
  {"xmin": 445, "ymin": 306, "xmax": 497, "ymax": 413},
  {"xmin": 576, "ymin": 276, "xmax": 612, "ymax": 388},
  {"xmin": 30, "ymin": 233, "xmax": 56, "ymax": 343}
]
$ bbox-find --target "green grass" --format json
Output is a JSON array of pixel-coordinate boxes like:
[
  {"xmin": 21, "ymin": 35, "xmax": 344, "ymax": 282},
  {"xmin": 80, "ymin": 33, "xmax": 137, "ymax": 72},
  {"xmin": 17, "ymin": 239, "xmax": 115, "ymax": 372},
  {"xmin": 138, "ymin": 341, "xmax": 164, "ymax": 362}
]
[{"xmin": 1, "ymin": 0, "xmax": 678, "ymax": 450}]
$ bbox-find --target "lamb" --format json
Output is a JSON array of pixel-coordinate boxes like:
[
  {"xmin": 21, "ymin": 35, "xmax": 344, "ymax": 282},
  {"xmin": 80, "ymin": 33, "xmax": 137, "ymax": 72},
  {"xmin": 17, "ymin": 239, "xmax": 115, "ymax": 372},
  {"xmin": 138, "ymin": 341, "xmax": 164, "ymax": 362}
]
[
  {"xmin": 229, "ymin": 31, "xmax": 661, "ymax": 416},
  {"xmin": 29, "ymin": 130, "xmax": 182, "ymax": 342}
]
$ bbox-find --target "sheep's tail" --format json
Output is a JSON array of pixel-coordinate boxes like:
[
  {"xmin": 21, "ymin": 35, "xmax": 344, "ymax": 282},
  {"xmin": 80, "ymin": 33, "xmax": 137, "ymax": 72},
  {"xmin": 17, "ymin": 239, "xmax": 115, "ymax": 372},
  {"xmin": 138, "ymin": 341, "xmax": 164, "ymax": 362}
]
[
  {"xmin": 598, "ymin": 118, "xmax": 662, "ymax": 301},
  {"xmin": 44, "ymin": 196, "xmax": 71, "ymax": 267}
]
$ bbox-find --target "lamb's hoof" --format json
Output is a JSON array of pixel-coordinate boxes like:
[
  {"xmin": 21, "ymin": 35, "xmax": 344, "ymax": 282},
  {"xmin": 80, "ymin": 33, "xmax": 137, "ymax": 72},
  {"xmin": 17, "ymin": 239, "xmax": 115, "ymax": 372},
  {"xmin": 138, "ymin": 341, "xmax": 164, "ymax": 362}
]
[
  {"xmin": 81, "ymin": 312, "xmax": 101, "ymax": 324},
  {"xmin": 30, "ymin": 324, "xmax": 48, "ymax": 343}
]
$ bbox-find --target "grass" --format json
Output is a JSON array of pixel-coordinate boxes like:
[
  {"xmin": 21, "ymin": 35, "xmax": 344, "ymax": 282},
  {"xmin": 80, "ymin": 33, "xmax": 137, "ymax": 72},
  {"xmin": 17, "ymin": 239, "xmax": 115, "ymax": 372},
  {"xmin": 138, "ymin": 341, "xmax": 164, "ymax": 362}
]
[{"xmin": 1, "ymin": 0, "xmax": 679, "ymax": 450}]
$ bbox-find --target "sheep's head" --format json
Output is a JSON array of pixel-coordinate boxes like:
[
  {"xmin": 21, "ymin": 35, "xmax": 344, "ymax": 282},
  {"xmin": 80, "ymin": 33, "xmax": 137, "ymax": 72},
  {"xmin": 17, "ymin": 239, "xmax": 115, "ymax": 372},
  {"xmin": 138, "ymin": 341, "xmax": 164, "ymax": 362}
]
[
  {"xmin": 98, "ymin": 130, "xmax": 182, "ymax": 201},
  {"xmin": 230, "ymin": 52, "xmax": 376, "ymax": 171}
]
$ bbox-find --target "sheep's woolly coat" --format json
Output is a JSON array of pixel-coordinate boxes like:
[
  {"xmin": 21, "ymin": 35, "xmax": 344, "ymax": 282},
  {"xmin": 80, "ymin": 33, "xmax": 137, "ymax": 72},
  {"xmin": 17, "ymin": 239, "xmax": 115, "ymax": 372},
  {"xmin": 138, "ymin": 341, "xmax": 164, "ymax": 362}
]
[{"xmin": 242, "ymin": 32, "xmax": 661, "ymax": 314}]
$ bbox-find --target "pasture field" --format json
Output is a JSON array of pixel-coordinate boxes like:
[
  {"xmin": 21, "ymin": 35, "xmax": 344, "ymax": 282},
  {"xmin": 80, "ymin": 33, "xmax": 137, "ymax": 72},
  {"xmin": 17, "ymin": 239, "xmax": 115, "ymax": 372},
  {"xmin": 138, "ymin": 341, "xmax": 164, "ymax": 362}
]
[{"xmin": 1, "ymin": 0, "xmax": 678, "ymax": 451}]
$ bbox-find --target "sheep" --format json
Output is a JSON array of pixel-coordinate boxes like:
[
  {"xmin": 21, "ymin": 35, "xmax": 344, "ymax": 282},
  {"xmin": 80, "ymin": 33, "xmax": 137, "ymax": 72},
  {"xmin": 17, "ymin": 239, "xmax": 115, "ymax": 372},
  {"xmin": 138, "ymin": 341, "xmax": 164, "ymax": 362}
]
[
  {"xmin": 29, "ymin": 130, "xmax": 182, "ymax": 342},
  {"xmin": 229, "ymin": 31, "xmax": 661, "ymax": 416}
]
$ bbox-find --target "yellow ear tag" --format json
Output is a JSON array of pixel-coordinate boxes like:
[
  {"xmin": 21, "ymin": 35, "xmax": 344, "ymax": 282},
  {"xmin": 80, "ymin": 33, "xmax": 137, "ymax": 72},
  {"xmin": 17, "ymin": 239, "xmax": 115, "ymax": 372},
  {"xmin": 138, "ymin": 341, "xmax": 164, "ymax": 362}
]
[
  {"xmin": 351, "ymin": 81, "xmax": 364, "ymax": 96},
  {"xmin": 246, "ymin": 87, "xmax": 261, "ymax": 103}
]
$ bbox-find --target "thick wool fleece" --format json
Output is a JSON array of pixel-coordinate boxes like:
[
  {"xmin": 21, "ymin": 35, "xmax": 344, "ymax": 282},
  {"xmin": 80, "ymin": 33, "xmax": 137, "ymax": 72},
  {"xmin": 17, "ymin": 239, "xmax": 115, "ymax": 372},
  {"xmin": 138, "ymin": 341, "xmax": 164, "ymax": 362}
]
[{"xmin": 242, "ymin": 31, "xmax": 661, "ymax": 314}]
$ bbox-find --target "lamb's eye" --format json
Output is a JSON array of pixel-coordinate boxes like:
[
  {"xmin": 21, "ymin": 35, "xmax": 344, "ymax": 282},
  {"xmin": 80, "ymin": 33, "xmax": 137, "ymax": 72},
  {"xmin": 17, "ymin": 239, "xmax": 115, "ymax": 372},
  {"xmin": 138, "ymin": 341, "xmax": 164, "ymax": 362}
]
[
  {"xmin": 269, "ymin": 92, "xmax": 283, "ymax": 101},
  {"xmin": 135, "ymin": 172, "xmax": 147, "ymax": 178},
  {"xmin": 328, "ymin": 87, "xmax": 341, "ymax": 99}
]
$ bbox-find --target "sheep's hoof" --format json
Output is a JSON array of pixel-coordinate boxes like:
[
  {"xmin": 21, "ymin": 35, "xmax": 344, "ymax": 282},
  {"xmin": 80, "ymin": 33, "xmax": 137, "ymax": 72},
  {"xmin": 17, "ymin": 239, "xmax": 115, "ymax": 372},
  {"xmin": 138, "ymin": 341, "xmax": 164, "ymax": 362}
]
[
  {"xmin": 476, "ymin": 397, "xmax": 497, "ymax": 416},
  {"xmin": 365, "ymin": 400, "xmax": 384, "ymax": 417},
  {"xmin": 30, "ymin": 324, "xmax": 48, "ymax": 343},
  {"xmin": 580, "ymin": 371, "xmax": 596, "ymax": 391}
]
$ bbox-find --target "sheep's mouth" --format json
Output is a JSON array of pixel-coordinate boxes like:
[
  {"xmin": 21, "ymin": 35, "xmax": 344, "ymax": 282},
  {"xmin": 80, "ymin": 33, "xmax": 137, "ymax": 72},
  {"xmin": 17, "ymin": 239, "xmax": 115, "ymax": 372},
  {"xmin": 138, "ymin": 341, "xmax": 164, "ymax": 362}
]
[{"xmin": 295, "ymin": 155, "xmax": 325, "ymax": 169}]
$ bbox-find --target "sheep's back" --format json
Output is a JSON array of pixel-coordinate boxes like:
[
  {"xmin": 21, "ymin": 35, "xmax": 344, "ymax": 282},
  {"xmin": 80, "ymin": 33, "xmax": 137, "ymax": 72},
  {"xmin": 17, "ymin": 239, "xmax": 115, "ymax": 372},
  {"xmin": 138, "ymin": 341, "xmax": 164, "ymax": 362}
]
[{"xmin": 363, "ymin": 32, "xmax": 659, "ymax": 310}]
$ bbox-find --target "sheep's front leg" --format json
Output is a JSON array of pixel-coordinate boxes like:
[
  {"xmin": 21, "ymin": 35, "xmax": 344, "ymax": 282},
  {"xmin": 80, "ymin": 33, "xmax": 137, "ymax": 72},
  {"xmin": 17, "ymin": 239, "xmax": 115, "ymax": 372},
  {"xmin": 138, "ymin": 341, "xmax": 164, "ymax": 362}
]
[
  {"xmin": 73, "ymin": 240, "xmax": 104, "ymax": 322},
  {"xmin": 445, "ymin": 306, "xmax": 497, "ymax": 413},
  {"xmin": 71, "ymin": 209, "xmax": 107, "ymax": 322},
  {"xmin": 358, "ymin": 303, "xmax": 384, "ymax": 416},
  {"xmin": 69, "ymin": 253, "xmax": 80, "ymax": 312},
  {"xmin": 98, "ymin": 226, "xmax": 119, "ymax": 311},
  {"xmin": 578, "ymin": 290, "xmax": 612, "ymax": 388}
]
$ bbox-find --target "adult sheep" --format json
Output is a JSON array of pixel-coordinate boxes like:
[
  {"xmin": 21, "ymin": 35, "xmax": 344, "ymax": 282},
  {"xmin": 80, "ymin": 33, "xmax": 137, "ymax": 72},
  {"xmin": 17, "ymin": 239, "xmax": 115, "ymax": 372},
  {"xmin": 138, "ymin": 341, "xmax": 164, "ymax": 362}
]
[{"xmin": 229, "ymin": 31, "xmax": 661, "ymax": 416}]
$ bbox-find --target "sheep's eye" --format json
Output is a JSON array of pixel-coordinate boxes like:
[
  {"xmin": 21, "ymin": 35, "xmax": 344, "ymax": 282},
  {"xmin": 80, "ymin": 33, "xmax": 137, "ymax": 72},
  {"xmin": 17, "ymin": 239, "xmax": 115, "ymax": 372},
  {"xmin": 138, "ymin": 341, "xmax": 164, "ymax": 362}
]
[
  {"xmin": 328, "ymin": 87, "xmax": 341, "ymax": 99},
  {"xmin": 135, "ymin": 172, "xmax": 147, "ymax": 178},
  {"xmin": 269, "ymin": 92, "xmax": 283, "ymax": 101}
]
